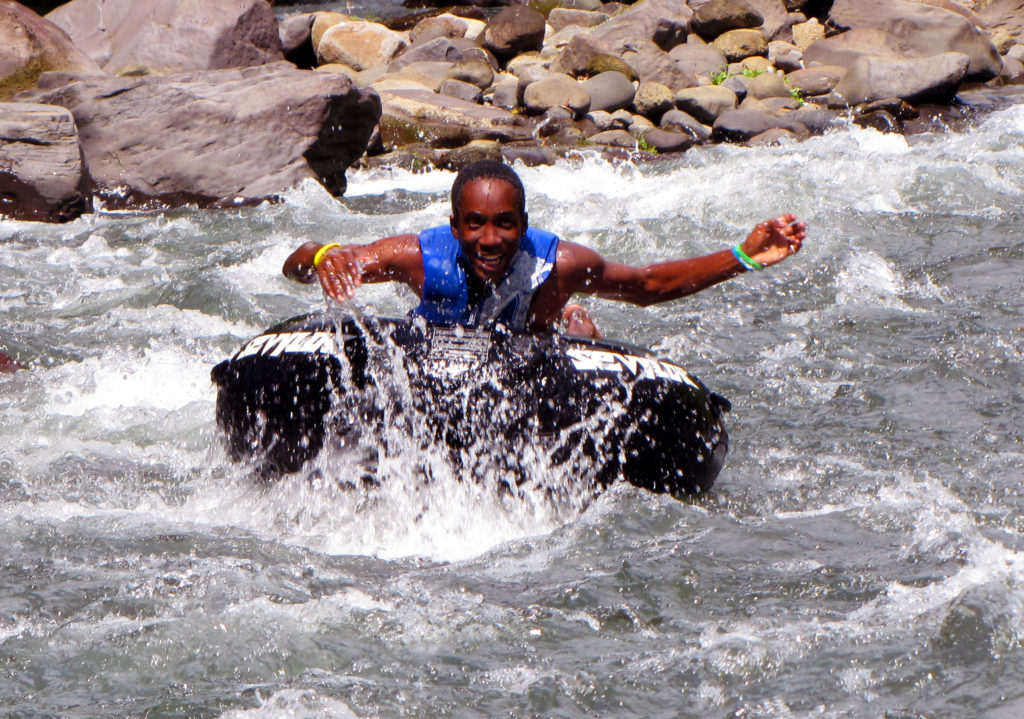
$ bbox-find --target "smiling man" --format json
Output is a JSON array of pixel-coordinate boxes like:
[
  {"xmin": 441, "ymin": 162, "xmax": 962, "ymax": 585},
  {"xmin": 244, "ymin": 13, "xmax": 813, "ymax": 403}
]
[{"xmin": 282, "ymin": 161, "xmax": 806, "ymax": 335}]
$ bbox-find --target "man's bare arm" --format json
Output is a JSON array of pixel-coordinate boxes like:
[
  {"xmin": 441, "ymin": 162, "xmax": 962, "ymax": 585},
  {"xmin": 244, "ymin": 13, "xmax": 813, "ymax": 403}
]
[
  {"xmin": 282, "ymin": 234, "xmax": 423, "ymax": 303},
  {"xmin": 565, "ymin": 214, "xmax": 805, "ymax": 306}
]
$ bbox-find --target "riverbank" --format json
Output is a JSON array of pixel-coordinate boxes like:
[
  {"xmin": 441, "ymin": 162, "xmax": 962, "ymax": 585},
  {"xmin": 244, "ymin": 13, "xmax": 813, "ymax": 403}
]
[{"xmin": 2, "ymin": 0, "xmax": 1024, "ymax": 221}]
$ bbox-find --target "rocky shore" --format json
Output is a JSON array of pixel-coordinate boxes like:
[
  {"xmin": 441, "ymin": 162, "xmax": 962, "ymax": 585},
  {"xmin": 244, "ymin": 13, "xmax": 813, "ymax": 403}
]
[{"xmin": 2, "ymin": 0, "xmax": 1023, "ymax": 222}]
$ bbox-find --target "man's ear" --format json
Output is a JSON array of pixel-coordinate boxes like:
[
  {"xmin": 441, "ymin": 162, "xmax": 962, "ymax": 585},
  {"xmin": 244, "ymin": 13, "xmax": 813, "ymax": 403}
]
[{"xmin": 449, "ymin": 214, "xmax": 458, "ymax": 238}]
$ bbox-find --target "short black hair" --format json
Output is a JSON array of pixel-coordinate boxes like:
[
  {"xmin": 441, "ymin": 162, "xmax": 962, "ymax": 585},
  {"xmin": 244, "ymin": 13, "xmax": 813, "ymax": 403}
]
[{"xmin": 451, "ymin": 160, "xmax": 526, "ymax": 220}]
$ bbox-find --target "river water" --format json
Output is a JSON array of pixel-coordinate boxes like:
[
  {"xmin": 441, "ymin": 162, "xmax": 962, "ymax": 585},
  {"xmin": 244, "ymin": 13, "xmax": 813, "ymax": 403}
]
[{"xmin": 2, "ymin": 103, "xmax": 1023, "ymax": 717}]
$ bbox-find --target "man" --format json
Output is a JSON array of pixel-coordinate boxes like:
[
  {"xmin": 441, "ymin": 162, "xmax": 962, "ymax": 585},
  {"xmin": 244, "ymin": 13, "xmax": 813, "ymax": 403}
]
[{"xmin": 283, "ymin": 161, "xmax": 805, "ymax": 335}]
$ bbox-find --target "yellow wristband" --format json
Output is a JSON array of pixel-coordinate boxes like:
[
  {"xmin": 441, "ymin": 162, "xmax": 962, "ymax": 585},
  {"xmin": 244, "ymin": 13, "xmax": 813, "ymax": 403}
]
[{"xmin": 313, "ymin": 243, "xmax": 342, "ymax": 269}]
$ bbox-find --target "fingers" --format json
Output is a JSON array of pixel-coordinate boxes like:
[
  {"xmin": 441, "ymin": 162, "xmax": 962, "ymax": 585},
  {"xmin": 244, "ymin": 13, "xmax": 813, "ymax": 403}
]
[{"xmin": 315, "ymin": 247, "xmax": 362, "ymax": 302}]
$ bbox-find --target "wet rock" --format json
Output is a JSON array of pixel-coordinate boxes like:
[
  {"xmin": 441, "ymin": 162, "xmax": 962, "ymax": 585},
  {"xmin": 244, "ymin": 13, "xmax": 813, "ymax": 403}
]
[
  {"xmin": 852, "ymin": 109, "xmax": 901, "ymax": 132},
  {"xmin": 581, "ymin": 70, "xmax": 635, "ymax": 112},
  {"xmin": 489, "ymin": 72, "xmax": 518, "ymax": 109},
  {"xmin": 633, "ymin": 126, "xmax": 696, "ymax": 152},
  {"xmin": 691, "ymin": 0, "xmax": 763, "ymax": 40},
  {"xmin": 1, "ymin": 1, "xmax": 101, "ymax": 101},
  {"xmin": 675, "ymin": 84, "xmax": 739, "ymax": 124},
  {"xmin": 998, "ymin": 57, "xmax": 1024, "ymax": 84},
  {"xmin": 0, "ymin": 102, "xmax": 88, "ymax": 222},
  {"xmin": 47, "ymin": 0, "xmax": 283, "ymax": 75},
  {"xmin": 857, "ymin": 97, "xmax": 918, "ymax": 120},
  {"xmin": 318, "ymin": 21, "xmax": 407, "ymax": 72},
  {"xmin": 660, "ymin": 108, "xmax": 712, "ymax": 141},
  {"xmin": 747, "ymin": 127, "xmax": 798, "ymax": 145},
  {"xmin": 828, "ymin": 52, "xmax": 970, "ymax": 107},
  {"xmin": 18, "ymin": 62, "xmax": 379, "ymax": 206},
  {"xmin": 827, "ymin": 0, "xmax": 1002, "ymax": 81},
  {"xmin": 785, "ymin": 105, "xmax": 842, "ymax": 134},
  {"xmin": 711, "ymin": 107, "xmax": 807, "ymax": 141},
  {"xmin": 523, "ymin": 73, "xmax": 591, "ymax": 116},
  {"xmin": 439, "ymin": 78, "xmax": 482, "ymax": 103},
  {"xmin": 667, "ymin": 43, "xmax": 728, "ymax": 79},
  {"xmin": 632, "ymin": 81, "xmax": 674, "ymax": 119},
  {"xmin": 785, "ymin": 65, "xmax": 846, "ymax": 96},
  {"xmin": 712, "ymin": 28, "xmax": 768, "ymax": 62},
  {"xmin": 483, "ymin": 5, "xmax": 546, "ymax": 61},
  {"xmin": 441, "ymin": 139, "xmax": 503, "ymax": 169}
]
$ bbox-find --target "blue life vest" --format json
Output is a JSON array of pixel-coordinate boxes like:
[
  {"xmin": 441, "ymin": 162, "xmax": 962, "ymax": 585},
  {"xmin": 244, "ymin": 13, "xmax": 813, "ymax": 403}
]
[{"xmin": 414, "ymin": 225, "xmax": 560, "ymax": 329}]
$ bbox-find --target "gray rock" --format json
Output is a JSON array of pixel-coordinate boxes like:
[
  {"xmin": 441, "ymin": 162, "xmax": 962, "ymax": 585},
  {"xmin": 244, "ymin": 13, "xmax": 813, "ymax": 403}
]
[
  {"xmin": 387, "ymin": 37, "xmax": 462, "ymax": 71},
  {"xmin": 1000, "ymin": 57, "xmax": 1024, "ymax": 84},
  {"xmin": 588, "ymin": 128, "xmax": 635, "ymax": 148},
  {"xmin": 632, "ymin": 80, "xmax": 674, "ymax": 119},
  {"xmin": 758, "ymin": 95, "xmax": 800, "ymax": 112},
  {"xmin": 785, "ymin": 106, "xmax": 841, "ymax": 134},
  {"xmin": 745, "ymin": 0, "xmax": 792, "ymax": 42},
  {"xmin": 483, "ymin": 5, "xmax": 546, "ymax": 61},
  {"xmin": 439, "ymin": 78, "xmax": 483, "ymax": 104},
  {"xmin": 711, "ymin": 107, "xmax": 807, "ymax": 141},
  {"xmin": 660, "ymin": 108, "xmax": 712, "ymax": 141},
  {"xmin": 559, "ymin": 0, "xmax": 604, "ymax": 10},
  {"xmin": 691, "ymin": 0, "xmax": 763, "ymax": 40},
  {"xmin": 489, "ymin": 72, "xmax": 519, "ymax": 109},
  {"xmin": 828, "ymin": 52, "xmax": 971, "ymax": 107},
  {"xmin": 620, "ymin": 42, "xmax": 697, "ymax": 91},
  {"xmin": 827, "ymin": 0, "xmax": 1002, "ymax": 81},
  {"xmin": 785, "ymin": 65, "xmax": 845, "ymax": 96},
  {"xmin": 711, "ymin": 28, "xmax": 768, "ymax": 62},
  {"xmin": 587, "ymin": 0, "xmax": 692, "ymax": 54},
  {"xmin": 18, "ymin": 62, "xmax": 379, "ymax": 206},
  {"xmin": 587, "ymin": 109, "xmax": 620, "ymax": 130},
  {"xmin": 380, "ymin": 61, "xmax": 454, "ymax": 92},
  {"xmin": 803, "ymin": 28, "xmax": 910, "ymax": 69},
  {"xmin": 745, "ymin": 70, "xmax": 788, "ymax": 98},
  {"xmin": 674, "ymin": 84, "xmax": 739, "ymax": 124},
  {"xmin": 667, "ymin": 43, "xmax": 728, "ymax": 79},
  {"xmin": 581, "ymin": 70, "xmax": 635, "ymax": 112},
  {"xmin": 548, "ymin": 33, "xmax": 609, "ymax": 77},
  {"xmin": 747, "ymin": 127, "xmax": 799, "ymax": 145},
  {"xmin": 380, "ymin": 88, "xmax": 534, "ymax": 150},
  {"xmin": 523, "ymin": 73, "xmax": 591, "ymax": 116},
  {"xmin": 0, "ymin": 102, "xmax": 88, "ymax": 222},
  {"xmin": 46, "ymin": 0, "xmax": 283, "ymax": 75},
  {"xmin": 446, "ymin": 59, "xmax": 494, "ymax": 90},
  {"xmin": 278, "ymin": 13, "xmax": 314, "ymax": 59},
  {"xmin": 1, "ymin": 1, "xmax": 102, "ymax": 101}
]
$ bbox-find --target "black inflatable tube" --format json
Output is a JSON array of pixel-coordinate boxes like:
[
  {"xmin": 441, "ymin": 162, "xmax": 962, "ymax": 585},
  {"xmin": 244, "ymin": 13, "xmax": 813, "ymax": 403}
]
[{"xmin": 211, "ymin": 313, "xmax": 730, "ymax": 495}]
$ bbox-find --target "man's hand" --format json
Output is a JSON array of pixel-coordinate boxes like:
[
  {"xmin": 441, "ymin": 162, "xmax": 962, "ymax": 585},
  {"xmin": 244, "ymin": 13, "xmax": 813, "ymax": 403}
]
[
  {"xmin": 315, "ymin": 245, "xmax": 363, "ymax": 302},
  {"xmin": 740, "ymin": 213, "xmax": 806, "ymax": 268}
]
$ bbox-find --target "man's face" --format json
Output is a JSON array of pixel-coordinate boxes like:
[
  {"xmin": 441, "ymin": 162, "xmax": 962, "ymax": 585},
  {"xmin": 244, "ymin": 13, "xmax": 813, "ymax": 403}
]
[{"xmin": 451, "ymin": 178, "xmax": 526, "ymax": 285}]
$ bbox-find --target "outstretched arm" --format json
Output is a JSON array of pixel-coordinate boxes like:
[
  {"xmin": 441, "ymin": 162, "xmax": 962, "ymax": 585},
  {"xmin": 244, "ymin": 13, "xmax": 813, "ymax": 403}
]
[
  {"xmin": 565, "ymin": 214, "xmax": 805, "ymax": 306},
  {"xmin": 282, "ymin": 234, "xmax": 424, "ymax": 303}
]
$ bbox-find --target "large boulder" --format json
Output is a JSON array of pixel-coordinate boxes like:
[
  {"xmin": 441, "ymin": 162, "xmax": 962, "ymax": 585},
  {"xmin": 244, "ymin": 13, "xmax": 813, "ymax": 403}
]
[
  {"xmin": 1, "ymin": 0, "xmax": 101, "ymax": 101},
  {"xmin": 0, "ymin": 102, "xmax": 88, "ymax": 221},
  {"xmin": 828, "ymin": 51, "xmax": 971, "ymax": 106},
  {"xmin": 667, "ymin": 42, "xmax": 728, "ymax": 78},
  {"xmin": 46, "ymin": 0, "xmax": 283, "ymax": 75},
  {"xmin": 581, "ymin": 70, "xmax": 635, "ymax": 112},
  {"xmin": 16, "ymin": 62, "xmax": 379, "ymax": 207},
  {"xmin": 587, "ymin": 0, "xmax": 692, "ymax": 53},
  {"xmin": 826, "ymin": 0, "xmax": 1002, "ymax": 81},
  {"xmin": 674, "ymin": 84, "xmax": 739, "ymax": 123},
  {"xmin": 803, "ymin": 27, "xmax": 912, "ymax": 68},
  {"xmin": 712, "ymin": 28, "xmax": 768, "ymax": 61},
  {"xmin": 620, "ymin": 41, "xmax": 697, "ymax": 91},
  {"xmin": 711, "ymin": 107, "xmax": 807, "ymax": 141},
  {"xmin": 523, "ymin": 73, "xmax": 591, "ymax": 115},
  {"xmin": 978, "ymin": 0, "xmax": 1024, "ymax": 47}
]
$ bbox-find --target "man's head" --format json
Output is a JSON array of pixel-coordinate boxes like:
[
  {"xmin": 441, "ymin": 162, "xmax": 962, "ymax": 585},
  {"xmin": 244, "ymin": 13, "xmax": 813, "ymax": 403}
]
[{"xmin": 450, "ymin": 161, "xmax": 529, "ymax": 285}]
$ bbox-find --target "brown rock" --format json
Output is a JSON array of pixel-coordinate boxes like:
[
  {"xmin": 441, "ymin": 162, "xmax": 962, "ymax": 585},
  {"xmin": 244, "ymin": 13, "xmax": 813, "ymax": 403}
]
[
  {"xmin": 711, "ymin": 28, "xmax": 768, "ymax": 62},
  {"xmin": 785, "ymin": 65, "xmax": 846, "ymax": 96},
  {"xmin": 46, "ymin": 0, "xmax": 283, "ymax": 75},
  {"xmin": 379, "ymin": 87, "xmax": 534, "ymax": 149},
  {"xmin": 547, "ymin": 8, "xmax": 610, "ymax": 33},
  {"xmin": 667, "ymin": 43, "xmax": 728, "ymax": 78},
  {"xmin": 674, "ymin": 84, "xmax": 739, "ymax": 123},
  {"xmin": 311, "ymin": 12, "xmax": 350, "ymax": 52},
  {"xmin": 791, "ymin": 18, "xmax": 824, "ymax": 51},
  {"xmin": 483, "ymin": 5, "xmax": 546, "ymax": 61},
  {"xmin": 318, "ymin": 22, "xmax": 408, "ymax": 71},
  {"xmin": 828, "ymin": 51, "xmax": 970, "ymax": 106},
  {"xmin": 711, "ymin": 107, "xmax": 808, "ymax": 141},
  {"xmin": 523, "ymin": 73, "xmax": 591, "ymax": 116},
  {"xmin": 633, "ymin": 126, "xmax": 697, "ymax": 152},
  {"xmin": 632, "ymin": 81, "xmax": 674, "ymax": 119},
  {"xmin": 620, "ymin": 42, "xmax": 697, "ymax": 91},
  {"xmin": 1, "ymin": 1, "xmax": 101, "ymax": 101},
  {"xmin": 446, "ymin": 59, "xmax": 494, "ymax": 90},
  {"xmin": 409, "ymin": 13, "xmax": 468, "ymax": 46},
  {"xmin": 587, "ymin": 0, "xmax": 692, "ymax": 54},
  {"xmin": 691, "ymin": 0, "xmax": 763, "ymax": 40}
]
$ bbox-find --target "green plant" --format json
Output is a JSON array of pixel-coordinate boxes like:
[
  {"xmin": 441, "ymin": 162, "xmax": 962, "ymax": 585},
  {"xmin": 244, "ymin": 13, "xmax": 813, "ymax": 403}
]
[
  {"xmin": 784, "ymin": 78, "xmax": 805, "ymax": 105},
  {"xmin": 741, "ymin": 67, "xmax": 765, "ymax": 78},
  {"xmin": 711, "ymin": 68, "xmax": 729, "ymax": 85},
  {"xmin": 636, "ymin": 135, "xmax": 658, "ymax": 154}
]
